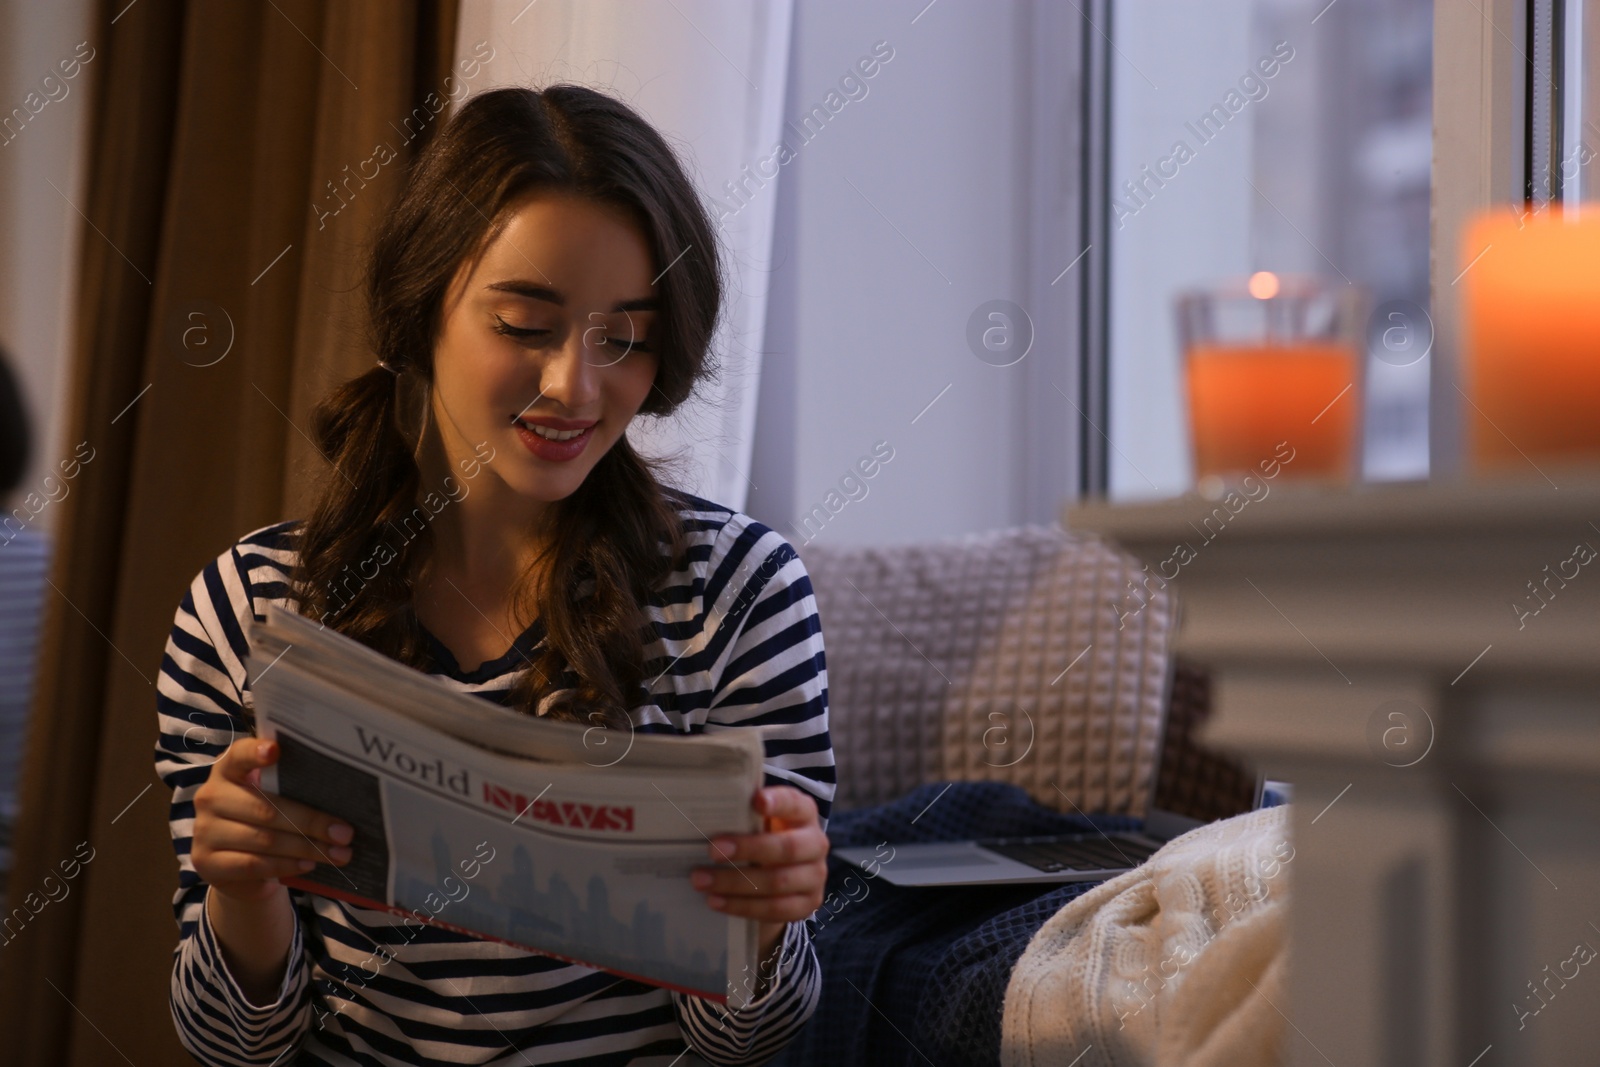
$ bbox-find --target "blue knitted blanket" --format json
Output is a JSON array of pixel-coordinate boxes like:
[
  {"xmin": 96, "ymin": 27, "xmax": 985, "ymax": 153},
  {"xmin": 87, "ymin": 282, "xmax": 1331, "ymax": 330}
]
[{"xmin": 771, "ymin": 782, "xmax": 1138, "ymax": 1067}]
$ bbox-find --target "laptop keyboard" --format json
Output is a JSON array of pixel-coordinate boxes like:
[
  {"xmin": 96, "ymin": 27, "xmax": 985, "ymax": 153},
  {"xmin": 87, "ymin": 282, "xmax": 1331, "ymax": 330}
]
[{"xmin": 977, "ymin": 833, "xmax": 1161, "ymax": 873}]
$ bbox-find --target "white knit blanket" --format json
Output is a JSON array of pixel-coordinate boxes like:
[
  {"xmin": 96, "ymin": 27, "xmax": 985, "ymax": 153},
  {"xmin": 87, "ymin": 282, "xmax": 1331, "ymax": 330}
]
[{"xmin": 1001, "ymin": 806, "xmax": 1293, "ymax": 1067}]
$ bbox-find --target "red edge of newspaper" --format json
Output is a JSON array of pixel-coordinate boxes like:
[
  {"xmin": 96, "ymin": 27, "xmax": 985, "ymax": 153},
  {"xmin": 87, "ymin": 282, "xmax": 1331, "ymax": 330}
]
[{"xmin": 281, "ymin": 875, "xmax": 731, "ymax": 1004}]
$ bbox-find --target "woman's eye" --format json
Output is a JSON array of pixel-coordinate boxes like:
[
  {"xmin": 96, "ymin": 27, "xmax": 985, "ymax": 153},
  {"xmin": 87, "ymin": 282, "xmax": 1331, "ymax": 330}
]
[
  {"xmin": 494, "ymin": 315, "xmax": 652, "ymax": 354},
  {"xmin": 492, "ymin": 317, "xmax": 549, "ymax": 341}
]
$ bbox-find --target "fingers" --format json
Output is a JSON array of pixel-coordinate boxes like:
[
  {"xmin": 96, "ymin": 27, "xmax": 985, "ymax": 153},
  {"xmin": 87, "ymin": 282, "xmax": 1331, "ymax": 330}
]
[
  {"xmin": 705, "ymin": 785, "xmax": 824, "ymax": 866},
  {"xmin": 692, "ymin": 859, "xmax": 824, "ymax": 899},
  {"xmin": 192, "ymin": 736, "xmax": 355, "ymax": 892},
  {"xmin": 694, "ymin": 788, "xmax": 829, "ymax": 923},
  {"xmin": 197, "ymin": 745, "xmax": 352, "ymax": 849},
  {"xmin": 192, "ymin": 809, "xmax": 353, "ymax": 892},
  {"xmin": 707, "ymin": 824, "xmax": 828, "ymax": 867},
  {"xmin": 201, "ymin": 783, "xmax": 353, "ymax": 849},
  {"xmin": 202, "ymin": 817, "xmax": 352, "ymax": 868},
  {"xmin": 213, "ymin": 737, "xmax": 279, "ymax": 783},
  {"xmin": 694, "ymin": 848, "xmax": 825, "ymax": 922},
  {"xmin": 752, "ymin": 784, "xmax": 818, "ymax": 828}
]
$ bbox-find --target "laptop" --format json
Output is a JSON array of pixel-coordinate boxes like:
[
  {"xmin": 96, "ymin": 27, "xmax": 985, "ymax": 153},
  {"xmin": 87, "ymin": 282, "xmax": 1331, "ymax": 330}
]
[
  {"xmin": 833, "ymin": 669, "xmax": 1288, "ymax": 886},
  {"xmin": 832, "ymin": 806, "xmax": 1207, "ymax": 887}
]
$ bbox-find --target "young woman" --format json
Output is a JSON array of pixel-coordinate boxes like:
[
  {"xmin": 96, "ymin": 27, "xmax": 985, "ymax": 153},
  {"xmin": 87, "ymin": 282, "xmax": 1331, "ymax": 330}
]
[{"xmin": 154, "ymin": 85, "xmax": 834, "ymax": 1066}]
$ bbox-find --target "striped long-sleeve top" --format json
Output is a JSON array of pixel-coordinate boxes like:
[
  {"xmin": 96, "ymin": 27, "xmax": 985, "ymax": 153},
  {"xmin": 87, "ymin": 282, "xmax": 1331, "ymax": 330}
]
[{"xmin": 154, "ymin": 490, "xmax": 835, "ymax": 1066}]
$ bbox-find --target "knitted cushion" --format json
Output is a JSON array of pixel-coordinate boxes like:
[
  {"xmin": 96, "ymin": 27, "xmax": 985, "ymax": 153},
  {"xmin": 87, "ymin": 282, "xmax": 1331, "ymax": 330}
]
[{"xmin": 797, "ymin": 525, "xmax": 1174, "ymax": 816}]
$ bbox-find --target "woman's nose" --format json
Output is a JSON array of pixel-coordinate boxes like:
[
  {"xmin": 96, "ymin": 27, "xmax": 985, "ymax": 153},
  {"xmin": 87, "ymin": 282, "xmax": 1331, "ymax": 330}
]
[{"xmin": 538, "ymin": 328, "xmax": 604, "ymax": 409}]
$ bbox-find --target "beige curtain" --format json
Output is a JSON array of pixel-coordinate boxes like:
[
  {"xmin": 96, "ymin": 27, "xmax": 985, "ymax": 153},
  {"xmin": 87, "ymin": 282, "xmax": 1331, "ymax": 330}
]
[{"xmin": 0, "ymin": 2, "xmax": 460, "ymax": 1062}]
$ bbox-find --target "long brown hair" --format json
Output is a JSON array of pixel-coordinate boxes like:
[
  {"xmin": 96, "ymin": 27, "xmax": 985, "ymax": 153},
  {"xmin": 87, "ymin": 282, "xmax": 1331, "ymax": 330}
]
[{"xmin": 291, "ymin": 85, "xmax": 723, "ymax": 727}]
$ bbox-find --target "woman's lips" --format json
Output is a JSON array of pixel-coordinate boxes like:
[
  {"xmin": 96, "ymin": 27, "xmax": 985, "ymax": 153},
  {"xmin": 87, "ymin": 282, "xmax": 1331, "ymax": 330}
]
[{"xmin": 513, "ymin": 420, "xmax": 595, "ymax": 462}]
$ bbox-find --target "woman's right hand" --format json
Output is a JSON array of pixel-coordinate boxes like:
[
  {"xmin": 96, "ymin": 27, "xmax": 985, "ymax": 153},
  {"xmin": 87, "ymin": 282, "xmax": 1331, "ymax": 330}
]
[{"xmin": 191, "ymin": 737, "xmax": 354, "ymax": 903}]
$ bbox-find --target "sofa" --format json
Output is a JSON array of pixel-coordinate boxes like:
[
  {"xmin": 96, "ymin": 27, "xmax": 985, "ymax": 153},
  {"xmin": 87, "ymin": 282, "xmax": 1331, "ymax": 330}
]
[{"xmin": 774, "ymin": 523, "xmax": 1258, "ymax": 1065}]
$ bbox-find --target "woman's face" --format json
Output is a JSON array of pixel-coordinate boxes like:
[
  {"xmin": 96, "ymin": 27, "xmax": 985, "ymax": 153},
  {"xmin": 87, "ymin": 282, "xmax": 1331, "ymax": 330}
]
[{"xmin": 430, "ymin": 190, "xmax": 661, "ymax": 510}]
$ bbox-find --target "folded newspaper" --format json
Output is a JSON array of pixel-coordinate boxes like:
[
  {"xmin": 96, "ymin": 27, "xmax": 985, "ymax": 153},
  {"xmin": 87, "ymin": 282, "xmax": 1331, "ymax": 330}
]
[{"xmin": 245, "ymin": 602, "xmax": 766, "ymax": 1006}]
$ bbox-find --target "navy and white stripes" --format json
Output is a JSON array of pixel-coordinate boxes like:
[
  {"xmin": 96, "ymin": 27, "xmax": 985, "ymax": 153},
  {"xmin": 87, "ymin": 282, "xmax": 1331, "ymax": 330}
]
[{"xmin": 155, "ymin": 490, "xmax": 834, "ymax": 1066}]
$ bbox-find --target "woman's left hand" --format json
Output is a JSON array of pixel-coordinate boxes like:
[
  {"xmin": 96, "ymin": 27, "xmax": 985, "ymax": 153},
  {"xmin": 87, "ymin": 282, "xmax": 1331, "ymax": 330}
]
[{"xmin": 692, "ymin": 785, "xmax": 829, "ymax": 960}]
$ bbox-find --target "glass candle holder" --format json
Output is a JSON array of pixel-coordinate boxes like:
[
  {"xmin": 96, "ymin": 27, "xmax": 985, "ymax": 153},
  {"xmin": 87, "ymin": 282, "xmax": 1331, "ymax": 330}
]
[{"xmin": 1176, "ymin": 273, "xmax": 1367, "ymax": 488}]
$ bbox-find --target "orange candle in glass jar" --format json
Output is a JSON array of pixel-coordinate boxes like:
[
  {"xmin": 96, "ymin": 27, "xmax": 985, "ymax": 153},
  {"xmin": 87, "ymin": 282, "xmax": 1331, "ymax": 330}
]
[
  {"xmin": 1186, "ymin": 340, "xmax": 1361, "ymax": 481},
  {"xmin": 1461, "ymin": 209, "xmax": 1600, "ymax": 470}
]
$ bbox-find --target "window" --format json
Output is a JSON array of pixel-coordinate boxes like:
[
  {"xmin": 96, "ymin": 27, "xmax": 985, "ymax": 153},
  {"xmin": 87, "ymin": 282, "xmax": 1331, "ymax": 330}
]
[{"xmin": 1107, "ymin": 0, "xmax": 1434, "ymax": 499}]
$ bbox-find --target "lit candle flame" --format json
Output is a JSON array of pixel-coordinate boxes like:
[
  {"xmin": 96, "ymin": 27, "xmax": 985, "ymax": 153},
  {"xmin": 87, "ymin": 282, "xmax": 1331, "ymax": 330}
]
[{"xmin": 1248, "ymin": 271, "xmax": 1280, "ymax": 300}]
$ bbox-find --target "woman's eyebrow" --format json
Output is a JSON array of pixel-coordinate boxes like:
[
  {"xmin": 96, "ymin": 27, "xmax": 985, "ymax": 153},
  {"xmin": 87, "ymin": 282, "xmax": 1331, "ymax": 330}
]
[{"xmin": 485, "ymin": 280, "xmax": 657, "ymax": 312}]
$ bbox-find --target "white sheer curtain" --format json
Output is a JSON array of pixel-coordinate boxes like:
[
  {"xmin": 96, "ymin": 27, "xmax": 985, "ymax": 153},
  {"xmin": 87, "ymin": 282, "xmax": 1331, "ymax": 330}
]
[{"xmin": 454, "ymin": 0, "xmax": 795, "ymax": 512}]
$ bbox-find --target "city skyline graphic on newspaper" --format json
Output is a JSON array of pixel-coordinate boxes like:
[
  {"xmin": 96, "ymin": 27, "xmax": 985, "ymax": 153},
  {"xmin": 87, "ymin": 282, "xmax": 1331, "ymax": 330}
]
[{"xmin": 382, "ymin": 764, "xmax": 728, "ymax": 994}]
